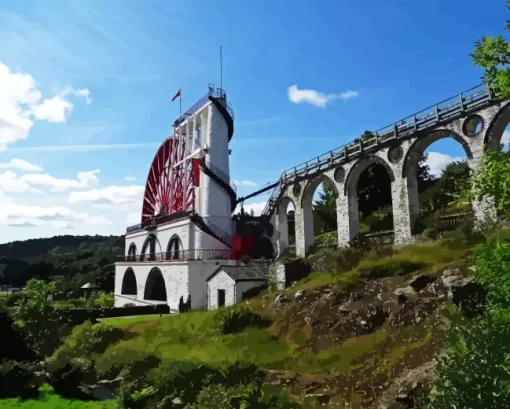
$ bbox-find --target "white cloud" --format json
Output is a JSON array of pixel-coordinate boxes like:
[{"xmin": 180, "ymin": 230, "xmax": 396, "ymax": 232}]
[
  {"xmin": 9, "ymin": 142, "xmax": 159, "ymax": 152},
  {"xmin": 235, "ymin": 201, "xmax": 267, "ymax": 216},
  {"xmin": 232, "ymin": 179, "xmax": 258, "ymax": 187},
  {"xmin": 0, "ymin": 61, "xmax": 91, "ymax": 150},
  {"xmin": 502, "ymin": 130, "xmax": 510, "ymax": 146},
  {"xmin": 0, "ymin": 158, "xmax": 42, "ymax": 172},
  {"xmin": 425, "ymin": 152, "xmax": 465, "ymax": 177},
  {"xmin": 124, "ymin": 176, "xmax": 137, "ymax": 181},
  {"xmin": 31, "ymin": 87, "xmax": 91, "ymax": 123},
  {"xmin": 0, "ymin": 202, "xmax": 111, "ymax": 227},
  {"xmin": 287, "ymin": 85, "xmax": 359, "ymax": 108},
  {"xmin": 125, "ymin": 212, "xmax": 140, "ymax": 225},
  {"xmin": 68, "ymin": 185, "xmax": 145, "ymax": 207},
  {"xmin": 0, "ymin": 169, "xmax": 100, "ymax": 193}
]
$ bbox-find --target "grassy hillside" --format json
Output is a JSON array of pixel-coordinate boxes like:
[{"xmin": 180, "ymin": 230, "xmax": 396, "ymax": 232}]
[{"xmin": 42, "ymin": 229, "xmax": 499, "ymax": 408}]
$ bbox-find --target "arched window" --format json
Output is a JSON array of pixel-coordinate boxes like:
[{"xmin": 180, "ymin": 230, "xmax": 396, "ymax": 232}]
[
  {"xmin": 121, "ymin": 268, "xmax": 137, "ymax": 295},
  {"xmin": 140, "ymin": 234, "xmax": 159, "ymax": 261},
  {"xmin": 167, "ymin": 235, "xmax": 183, "ymax": 260},
  {"xmin": 144, "ymin": 268, "xmax": 167, "ymax": 301},
  {"xmin": 128, "ymin": 243, "xmax": 137, "ymax": 261}
]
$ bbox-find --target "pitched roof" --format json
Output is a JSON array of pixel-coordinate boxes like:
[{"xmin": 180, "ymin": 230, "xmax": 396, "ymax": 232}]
[
  {"xmin": 81, "ymin": 283, "xmax": 99, "ymax": 289},
  {"xmin": 207, "ymin": 265, "xmax": 267, "ymax": 283}
]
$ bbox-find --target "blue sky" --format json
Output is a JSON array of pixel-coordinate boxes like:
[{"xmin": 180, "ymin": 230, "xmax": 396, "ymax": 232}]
[{"xmin": 0, "ymin": 0, "xmax": 508, "ymax": 243}]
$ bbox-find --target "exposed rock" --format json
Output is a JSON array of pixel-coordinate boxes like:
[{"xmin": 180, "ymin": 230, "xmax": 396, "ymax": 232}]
[
  {"xmin": 294, "ymin": 290, "xmax": 305, "ymax": 300},
  {"xmin": 393, "ymin": 286, "xmax": 415, "ymax": 297},
  {"xmin": 408, "ymin": 274, "xmax": 437, "ymax": 292},
  {"xmin": 304, "ymin": 393, "xmax": 330, "ymax": 405},
  {"xmin": 274, "ymin": 294, "xmax": 289, "ymax": 306}
]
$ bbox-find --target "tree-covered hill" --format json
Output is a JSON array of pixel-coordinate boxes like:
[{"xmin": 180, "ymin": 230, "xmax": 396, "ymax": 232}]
[{"xmin": 0, "ymin": 235, "xmax": 124, "ymax": 293}]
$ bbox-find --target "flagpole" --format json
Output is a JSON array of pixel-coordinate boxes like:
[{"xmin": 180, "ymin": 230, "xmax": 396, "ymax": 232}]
[{"xmin": 180, "ymin": 90, "xmax": 182, "ymax": 117}]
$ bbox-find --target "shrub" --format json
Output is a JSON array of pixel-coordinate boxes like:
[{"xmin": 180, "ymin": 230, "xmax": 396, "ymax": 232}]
[
  {"xmin": 213, "ymin": 304, "xmax": 271, "ymax": 335},
  {"xmin": 5, "ymin": 291, "xmax": 25, "ymax": 307},
  {"xmin": 473, "ymin": 241, "xmax": 510, "ymax": 310},
  {"xmin": 46, "ymin": 321, "xmax": 125, "ymax": 378},
  {"xmin": 429, "ymin": 312, "xmax": 510, "ymax": 409},
  {"xmin": 422, "ymin": 228, "xmax": 437, "ymax": 239},
  {"xmin": 334, "ymin": 246, "xmax": 364, "ymax": 273},
  {"xmin": 0, "ymin": 360, "xmax": 39, "ymax": 399},
  {"xmin": 357, "ymin": 258, "xmax": 429, "ymax": 279}
]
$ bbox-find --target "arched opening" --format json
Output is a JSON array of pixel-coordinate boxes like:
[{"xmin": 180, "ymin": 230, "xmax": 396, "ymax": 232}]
[
  {"xmin": 121, "ymin": 268, "xmax": 137, "ymax": 295},
  {"xmin": 166, "ymin": 235, "xmax": 183, "ymax": 260},
  {"xmin": 484, "ymin": 102, "xmax": 510, "ymax": 152},
  {"xmin": 277, "ymin": 197, "xmax": 296, "ymax": 254},
  {"xmin": 403, "ymin": 130, "xmax": 473, "ymax": 234},
  {"xmin": 251, "ymin": 236, "xmax": 274, "ymax": 259},
  {"xmin": 302, "ymin": 175, "xmax": 339, "ymax": 251},
  {"xmin": 140, "ymin": 234, "xmax": 162, "ymax": 261},
  {"xmin": 144, "ymin": 268, "xmax": 167, "ymax": 301},
  {"xmin": 127, "ymin": 243, "xmax": 137, "ymax": 261},
  {"xmin": 345, "ymin": 156, "xmax": 395, "ymax": 239}
]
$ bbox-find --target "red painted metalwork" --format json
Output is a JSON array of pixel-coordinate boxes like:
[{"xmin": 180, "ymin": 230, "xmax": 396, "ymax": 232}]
[
  {"xmin": 231, "ymin": 235, "xmax": 255, "ymax": 260},
  {"xmin": 142, "ymin": 129, "xmax": 197, "ymax": 223}
]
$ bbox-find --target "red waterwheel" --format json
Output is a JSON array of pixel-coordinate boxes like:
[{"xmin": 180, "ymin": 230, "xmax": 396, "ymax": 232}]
[{"xmin": 141, "ymin": 131, "xmax": 196, "ymax": 223}]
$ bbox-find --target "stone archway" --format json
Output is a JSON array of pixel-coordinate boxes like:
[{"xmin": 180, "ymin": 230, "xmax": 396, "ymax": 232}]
[
  {"xmin": 144, "ymin": 268, "xmax": 167, "ymax": 301},
  {"xmin": 301, "ymin": 174, "xmax": 340, "ymax": 253},
  {"xmin": 484, "ymin": 101, "xmax": 510, "ymax": 151},
  {"xmin": 276, "ymin": 196, "xmax": 296, "ymax": 255},
  {"xmin": 402, "ymin": 129, "xmax": 474, "ymax": 234},
  {"xmin": 121, "ymin": 268, "xmax": 137, "ymax": 295}
]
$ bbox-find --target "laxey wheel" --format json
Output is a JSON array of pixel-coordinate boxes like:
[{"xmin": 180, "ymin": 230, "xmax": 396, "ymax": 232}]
[{"xmin": 141, "ymin": 131, "xmax": 196, "ymax": 223}]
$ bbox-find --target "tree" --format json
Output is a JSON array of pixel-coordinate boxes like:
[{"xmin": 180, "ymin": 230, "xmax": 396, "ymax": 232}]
[
  {"xmin": 470, "ymin": 149, "xmax": 510, "ymax": 221},
  {"xmin": 12, "ymin": 279, "xmax": 71, "ymax": 357},
  {"xmin": 471, "ymin": 0, "xmax": 510, "ymax": 99},
  {"xmin": 313, "ymin": 182, "xmax": 337, "ymax": 233}
]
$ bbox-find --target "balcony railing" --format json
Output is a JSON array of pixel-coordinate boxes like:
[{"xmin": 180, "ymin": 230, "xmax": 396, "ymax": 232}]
[
  {"xmin": 173, "ymin": 86, "xmax": 234, "ymax": 127},
  {"xmin": 120, "ymin": 248, "xmax": 233, "ymax": 263}
]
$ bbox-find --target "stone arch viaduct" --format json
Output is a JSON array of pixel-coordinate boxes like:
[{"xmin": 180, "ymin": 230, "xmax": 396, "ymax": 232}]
[{"xmin": 256, "ymin": 84, "xmax": 510, "ymax": 257}]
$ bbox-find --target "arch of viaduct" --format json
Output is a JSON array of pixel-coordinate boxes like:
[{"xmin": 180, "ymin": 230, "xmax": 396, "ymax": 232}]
[{"xmin": 269, "ymin": 88, "xmax": 510, "ymax": 257}]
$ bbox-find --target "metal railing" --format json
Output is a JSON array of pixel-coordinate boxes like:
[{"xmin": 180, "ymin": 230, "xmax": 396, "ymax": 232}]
[
  {"xmin": 174, "ymin": 86, "xmax": 234, "ymax": 127},
  {"xmin": 262, "ymin": 84, "xmax": 495, "ymax": 219},
  {"xmin": 364, "ymin": 230, "xmax": 395, "ymax": 245},
  {"xmin": 126, "ymin": 210, "xmax": 192, "ymax": 234},
  {"xmin": 120, "ymin": 248, "xmax": 233, "ymax": 263},
  {"xmin": 204, "ymin": 160, "xmax": 237, "ymax": 194}
]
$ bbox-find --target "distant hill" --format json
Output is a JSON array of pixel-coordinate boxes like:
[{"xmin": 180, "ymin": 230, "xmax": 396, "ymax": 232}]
[{"xmin": 0, "ymin": 235, "xmax": 125, "ymax": 293}]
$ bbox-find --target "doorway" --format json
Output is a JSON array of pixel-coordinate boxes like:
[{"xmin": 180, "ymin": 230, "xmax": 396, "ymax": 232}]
[{"xmin": 217, "ymin": 289, "xmax": 226, "ymax": 307}]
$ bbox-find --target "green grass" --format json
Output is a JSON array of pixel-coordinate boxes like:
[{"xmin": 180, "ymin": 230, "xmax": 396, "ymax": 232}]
[
  {"xmin": 100, "ymin": 314, "xmax": 162, "ymax": 327},
  {"xmin": 0, "ymin": 386, "xmax": 116, "ymax": 409}
]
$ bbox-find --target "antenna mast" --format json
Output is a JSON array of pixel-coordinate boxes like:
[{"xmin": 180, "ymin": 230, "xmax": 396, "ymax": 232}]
[{"xmin": 220, "ymin": 45, "xmax": 223, "ymax": 90}]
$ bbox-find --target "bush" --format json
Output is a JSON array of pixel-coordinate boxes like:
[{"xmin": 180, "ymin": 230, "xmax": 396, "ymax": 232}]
[
  {"xmin": 5, "ymin": 291, "xmax": 25, "ymax": 307},
  {"xmin": 473, "ymin": 241, "xmax": 510, "ymax": 310},
  {"xmin": 46, "ymin": 321, "xmax": 125, "ymax": 380},
  {"xmin": 0, "ymin": 360, "xmax": 39, "ymax": 399},
  {"xmin": 357, "ymin": 258, "xmax": 429, "ymax": 279},
  {"xmin": 429, "ymin": 312, "xmax": 510, "ymax": 409},
  {"xmin": 213, "ymin": 304, "xmax": 271, "ymax": 335},
  {"xmin": 422, "ymin": 228, "xmax": 437, "ymax": 239},
  {"xmin": 334, "ymin": 246, "xmax": 364, "ymax": 273}
]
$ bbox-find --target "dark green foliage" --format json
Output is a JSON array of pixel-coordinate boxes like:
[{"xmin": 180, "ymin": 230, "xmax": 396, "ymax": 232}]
[
  {"xmin": 0, "ymin": 305, "xmax": 35, "ymax": 362},
  {"xmin": 213, "ymin": 304, "xmax": 271, "ymax": 334},
  {"xmin": 473, "ymin": 241, "xmax": 510, "ymax": 310},
  {"xmin": 429, "ymin": 313, "xmax": 510, "ymax": 409},
  {"xmin": 333, "ymin": 246, "xmax": 364, "ymax": 273},
  {"xmin": 0, "ymin": 234, "xmax": 123, "ymax": 293},
  {"xmin": 5, "ymin": 291, "xmax": 26, "ymax": 307},
  {"xmin": 0, "ymin": 360, "xmax": 39, "ymax": 399},
  {"xmin": 49, "ymin": 364, "xmax": 94, "ymax": 401}
]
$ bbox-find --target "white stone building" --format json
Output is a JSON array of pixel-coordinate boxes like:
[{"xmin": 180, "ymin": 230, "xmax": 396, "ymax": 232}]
[
  {"xmin": 114, "ymin": 87, "xmax": 246, "ymax": 312},
  {"xmin": 206, "ymin": 265, "xmax": 267, "ymax": 309}
]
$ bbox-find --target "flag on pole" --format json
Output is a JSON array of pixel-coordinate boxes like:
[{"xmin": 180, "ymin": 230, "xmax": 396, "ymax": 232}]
[{"xmin": 172, "ymin": 88, "xmax": 181, "ymax": 101}]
